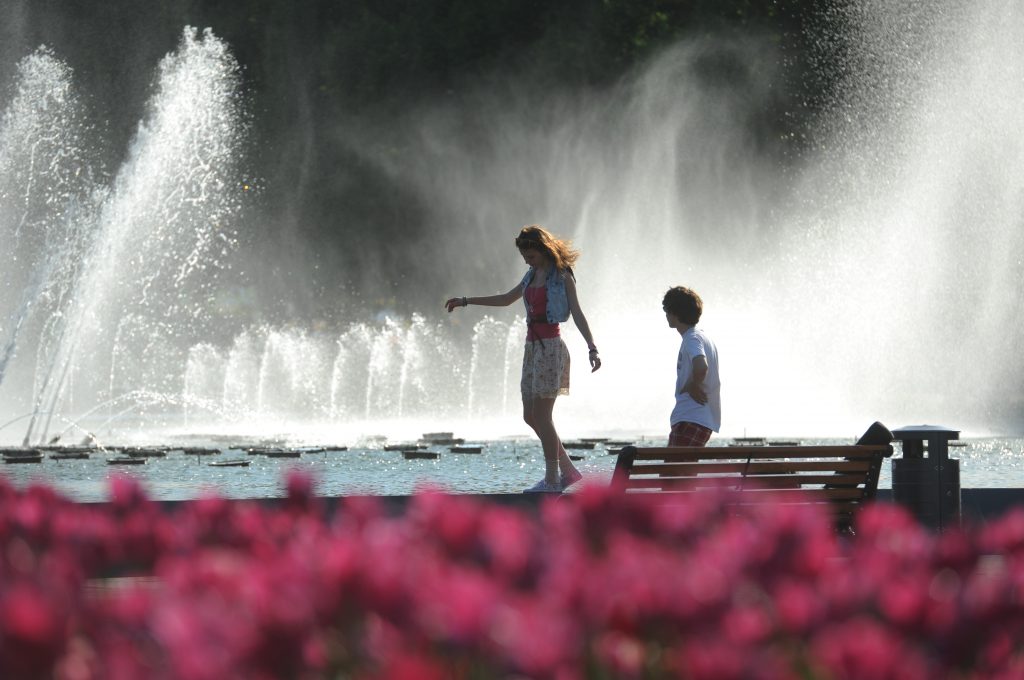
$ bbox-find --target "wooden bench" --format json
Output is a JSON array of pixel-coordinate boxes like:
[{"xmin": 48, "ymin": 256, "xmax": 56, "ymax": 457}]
[{"xmin": 611, "ymin": 424, "xmax": 894, "ymax": 530}]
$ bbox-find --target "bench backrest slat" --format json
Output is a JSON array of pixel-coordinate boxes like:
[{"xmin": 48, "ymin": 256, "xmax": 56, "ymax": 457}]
[
  {"xmin": 621, "ymin": 477, "xmax": 871, "ymax": 496},
  {"xmin": 630, "ymin": 461, "xmax": 873, "ymax": 476},
  {"xmin": 613, "ymin": 439, "xmax": 893, "ymax": 530},
  {"xmin": 622, "ymin": 473, "xmax": 870, "ymax": 488},
  {"xmin": 630, "ymin": 445, "xmax": 891, "ymax": 461}
]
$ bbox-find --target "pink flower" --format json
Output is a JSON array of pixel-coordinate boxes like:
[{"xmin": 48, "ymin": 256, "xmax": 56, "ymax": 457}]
[
  {"xmin": 593, "ymin": 631, "xmax": 647, "ymax": 677},
  {"xmin": 671, "ymin": 636, "xmax": 748, "ymax": 680},
  {"xmin": 413, "ymin": 563, "xmax": 501, "ymax": 645},
  {"xmin": 478, "ymin": 506, "xmax": 536, "ymax": 580},
  {"xmin": 408, "ymin": 490, "xmax": 482, "ymax": 556},
  {"xmin": 11, "ymin": 488, "xmax": 52, "ymax": 546},
  {"xmin": 772, "ymin": 579, "xmax": 824, "ymax": 634},
  {"xmin": 284, "ymin": 469, "xmax": 321, "ymax": 514},
  {"xmin": 313, "ymin": 539, "xmax": 362, "ymax": 616},
  {"xmin": 376, "ymin": 651, "xmax": 449, "ymax": 680},
  {"xmin": 355, "ymin": 520, "xmax": 416, "ymax": 619},
  {"xmin": 336, "ymin": 494, "xmax": 385, "ymax": 528},
  {"xmin": 5, "ymin": 470, "xmax": 1024, "ymax": 678},
  {"xmin": 810, "ymin": 617, "xmax": 933, "ymax": 680},
  {"xmin": 107, "ymin": 474, "xmax": 149, "ymax": 513},
  {"xmin": 979, "ymin": 508, "xmax": 1024, "ymax": 554},
  {"xmin": 0, "ymin": 583, "xmax": 66, "ymax": 678},
  {"xmin": 723, "ymin": 604, "xmax": 773, "ymax": 646},
  {"xmin": 51, "ymin": 506, "xmax": 119, "ymax": 574},
  {"xmin": 490, "ymin": 598, "xmax": 580, "ymax": 676},
  {"xmin": 878, "ymin": 574, "xmax": 930, "ymax": 627}
]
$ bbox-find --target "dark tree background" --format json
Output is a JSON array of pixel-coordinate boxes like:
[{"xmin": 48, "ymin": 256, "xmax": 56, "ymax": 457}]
[{"xmin": 1, "ymin": 0, "xmax": 849, "ymax": 321}]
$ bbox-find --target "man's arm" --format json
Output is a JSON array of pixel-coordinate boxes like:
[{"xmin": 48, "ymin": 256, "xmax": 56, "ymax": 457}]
[{"xmin": 681, "ymin": 355, "xmax": 708, "ymax": 404}]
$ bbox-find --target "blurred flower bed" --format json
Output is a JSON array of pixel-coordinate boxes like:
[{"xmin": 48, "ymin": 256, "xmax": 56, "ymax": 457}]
[{"xmin": 1, "ymin": 473, "xmax": 1023, "ymax": 679}]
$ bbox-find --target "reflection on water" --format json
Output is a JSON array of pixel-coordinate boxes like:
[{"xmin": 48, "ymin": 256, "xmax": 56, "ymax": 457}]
[{"xmin": 2, "ymin": 437, "xmax": 1021, "ymax": 502}]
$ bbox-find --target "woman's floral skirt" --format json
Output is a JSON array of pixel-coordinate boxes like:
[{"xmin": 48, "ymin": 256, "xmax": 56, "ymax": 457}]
[{"xmin": 521, "ymin": 338, "xmax": 570, "ymax": 399}]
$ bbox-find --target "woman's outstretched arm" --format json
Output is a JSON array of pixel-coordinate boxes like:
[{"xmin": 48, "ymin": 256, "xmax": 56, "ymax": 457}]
[{"xmin": 445, "ymin": 284, "xmax": 522, "ymax": 313}]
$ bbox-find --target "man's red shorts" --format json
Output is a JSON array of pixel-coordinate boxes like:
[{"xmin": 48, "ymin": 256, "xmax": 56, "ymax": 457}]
[{"xmin": 668, "ymin": 421, "xmax": 712, "ymax": 447}]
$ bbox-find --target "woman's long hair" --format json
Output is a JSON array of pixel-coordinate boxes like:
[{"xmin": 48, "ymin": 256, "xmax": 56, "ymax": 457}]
[{"xmin": 516, "ymin": 225, "xmax": 579, "ymax": 272}]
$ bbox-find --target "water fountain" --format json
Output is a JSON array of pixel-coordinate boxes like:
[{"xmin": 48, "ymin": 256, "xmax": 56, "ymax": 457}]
[
  {"xmin": 0, "ymin": 27, "xmax": 249, "ymax": 444},
  {"xmin": 1, "ymin": 3, "xmax": 1022, "ymax": 449},
  {"xmin": 334, "ymin": 0, "xmax": 1024, "ymax": 437},
  {"xmin": 0, "ymin": 47, "xmax": 96, "ymax": 422}
]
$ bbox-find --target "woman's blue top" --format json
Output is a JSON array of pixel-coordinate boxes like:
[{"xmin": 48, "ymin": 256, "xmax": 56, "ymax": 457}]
[{"xmin": 519, "ymin": 267, "xmax": 572, "ymax": 323}]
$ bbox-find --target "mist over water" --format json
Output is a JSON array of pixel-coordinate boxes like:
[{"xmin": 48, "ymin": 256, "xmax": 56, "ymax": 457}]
[
  {"xmin": 778, "ymin": 1, "xmax": 1024, "ymax": 434},
  {"xmin": 0, "ymin": 3, "xmax": 1022, "ymax": 446},
  {"xmin": 361, "ymin": 1, "xmax": 1024, "ymax": 437}
]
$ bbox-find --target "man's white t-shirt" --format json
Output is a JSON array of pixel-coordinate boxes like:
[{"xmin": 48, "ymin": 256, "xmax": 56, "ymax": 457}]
[{"xmin": 670, "ymin": 327, "xmax": 721, "ymax": 432}]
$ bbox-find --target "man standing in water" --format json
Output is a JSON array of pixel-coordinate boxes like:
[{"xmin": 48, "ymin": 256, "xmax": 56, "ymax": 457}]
[{"xmin": 663, "ymin": 286, "xmax": 720, "ymax": 446}]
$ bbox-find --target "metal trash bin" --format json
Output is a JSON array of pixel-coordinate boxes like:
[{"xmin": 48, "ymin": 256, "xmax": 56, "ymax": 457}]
[{"xmin": 890, "ymin": 425, "xmax": 961, "ymax": 531}]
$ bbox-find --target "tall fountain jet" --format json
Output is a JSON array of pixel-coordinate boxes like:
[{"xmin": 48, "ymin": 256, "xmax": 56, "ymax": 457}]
[
  {"xmin": 0, "ymin": 28, "xmax": 248, "ymax": 445},
  {"xmin": 0, "ymin": 47, "xmax": 97, "ymax": 432}
]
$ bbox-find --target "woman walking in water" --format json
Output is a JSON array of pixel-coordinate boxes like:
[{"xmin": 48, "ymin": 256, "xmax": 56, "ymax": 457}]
[{"xmin": 445, "ymin": 225, "xmax": 601, "ymax": 493}]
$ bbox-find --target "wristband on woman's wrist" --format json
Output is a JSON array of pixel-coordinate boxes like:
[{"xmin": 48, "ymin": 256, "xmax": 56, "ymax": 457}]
[
  {"xmin": 462, "ymin": 297, "xmax": 468, "ymax": 307},
  {"xmin": 588, "ymin": 346, "xmax": 599, "ymax": 353}
]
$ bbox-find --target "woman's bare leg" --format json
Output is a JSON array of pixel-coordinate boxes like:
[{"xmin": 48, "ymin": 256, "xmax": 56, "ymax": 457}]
[{"xmin": 524, "ymin": 396, "xmax": 579, "ymax": 485}]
